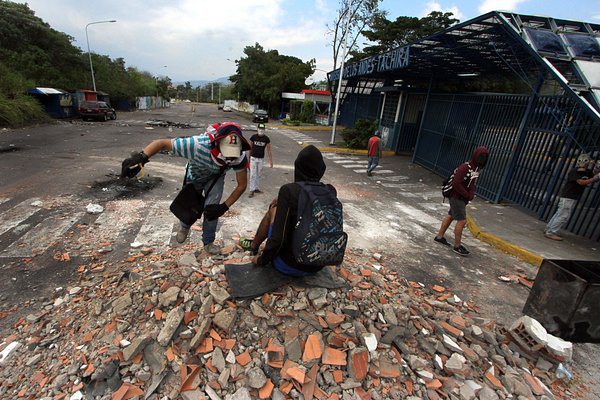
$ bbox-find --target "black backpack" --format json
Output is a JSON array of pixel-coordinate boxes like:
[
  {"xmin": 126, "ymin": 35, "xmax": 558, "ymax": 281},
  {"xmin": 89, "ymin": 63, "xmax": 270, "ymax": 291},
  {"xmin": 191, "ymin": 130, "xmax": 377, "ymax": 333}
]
[
  {"xmin": 441, "ymin": 170, "xmax": 456, "ymax": 199},
  {"xmin": 291, "ymin": 182, "xmax": 348, "ymax": 267}
]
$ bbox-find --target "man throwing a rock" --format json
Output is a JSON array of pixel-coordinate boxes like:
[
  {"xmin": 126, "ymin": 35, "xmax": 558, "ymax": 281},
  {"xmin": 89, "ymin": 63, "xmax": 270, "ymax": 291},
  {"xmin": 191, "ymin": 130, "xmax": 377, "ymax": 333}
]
[{"xmin": 120, "ymin": 122, "xmax": 251, "ymax": 254}]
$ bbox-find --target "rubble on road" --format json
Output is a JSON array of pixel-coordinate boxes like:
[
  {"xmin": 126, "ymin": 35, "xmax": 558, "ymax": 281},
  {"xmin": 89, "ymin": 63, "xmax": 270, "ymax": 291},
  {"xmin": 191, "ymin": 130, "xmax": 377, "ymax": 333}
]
[{"xmin": 0, "ymin": 245, "xmax": 581, "ymax": 399}]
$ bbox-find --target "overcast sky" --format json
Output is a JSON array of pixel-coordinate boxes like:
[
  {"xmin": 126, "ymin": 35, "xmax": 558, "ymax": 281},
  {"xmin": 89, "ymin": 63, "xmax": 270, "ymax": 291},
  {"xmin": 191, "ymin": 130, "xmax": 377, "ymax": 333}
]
[{"xmin": 12, "ymin": 0, "xmax": 600, "ymax": 83}]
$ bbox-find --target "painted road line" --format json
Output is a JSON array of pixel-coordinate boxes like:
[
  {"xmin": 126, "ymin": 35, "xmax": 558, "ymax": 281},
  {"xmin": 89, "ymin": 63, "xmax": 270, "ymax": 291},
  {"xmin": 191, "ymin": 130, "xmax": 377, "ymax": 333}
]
[
  {"xmin": 372, "ymin": 176, "xmax": 408, "ymax": 181},
  {"xmin": 68, "ymin": 199, "xmax": 146, "ymax": 254},
  {"xmin": 333, "ymin": 160, "xmax": 362, "ymax": 164},
  {"xmin": 0, "ymin": 198, "xmax": 42, "ymax": 237},
  {"xmin": 2, "ymin": 211, "xmax": 84, "ymax": 257},
  {"xmin": 132, "ymin": 201, "xmax": 175, "ymax": 252},
  {"xmin": 393, "ymin": 203, "xmax": 440, "ymax": 227},
  {"xmin": 343, "ymin": 164, "xmax": 368, "ymax": 169},
  {"xmin": 359, "ymin": 169, "xmax": 395, "ymax": 174}
]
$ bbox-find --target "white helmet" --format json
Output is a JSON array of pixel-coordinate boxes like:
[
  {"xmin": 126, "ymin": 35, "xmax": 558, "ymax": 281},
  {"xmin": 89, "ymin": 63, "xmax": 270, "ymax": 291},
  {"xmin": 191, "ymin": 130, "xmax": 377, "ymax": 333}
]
[{"xmin": 576, "ymin": 153, "xmax": 591, "ymax": 168}]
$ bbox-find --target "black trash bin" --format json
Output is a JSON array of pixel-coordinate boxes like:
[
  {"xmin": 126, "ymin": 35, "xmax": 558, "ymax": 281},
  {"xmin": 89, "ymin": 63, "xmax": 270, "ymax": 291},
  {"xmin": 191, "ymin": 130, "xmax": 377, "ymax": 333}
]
[{"xmin": 522, "ymin": 259, "xmax": 600, "ymax": 343}]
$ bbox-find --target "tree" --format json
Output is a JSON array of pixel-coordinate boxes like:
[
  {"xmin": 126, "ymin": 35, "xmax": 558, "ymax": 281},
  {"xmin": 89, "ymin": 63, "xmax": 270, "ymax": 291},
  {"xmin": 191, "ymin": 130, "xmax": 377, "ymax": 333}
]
[
  {"xmin": 349, "ymin": 11, "xmax": 459, "ymax": 62},
  {"xmin": 230, "ymin": 43, "xmax": 314, "ymax": 116},
  {"xmin": 328, "ymin": 0, "xmax": 386, "ymax": 71}
]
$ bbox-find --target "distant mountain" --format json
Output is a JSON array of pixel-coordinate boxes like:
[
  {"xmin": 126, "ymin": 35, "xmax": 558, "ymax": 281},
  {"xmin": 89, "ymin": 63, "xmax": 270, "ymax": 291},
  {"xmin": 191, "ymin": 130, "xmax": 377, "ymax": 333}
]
[{"xmin": 172, "ymin": 77, "xmax": 232, "ymax": 87}]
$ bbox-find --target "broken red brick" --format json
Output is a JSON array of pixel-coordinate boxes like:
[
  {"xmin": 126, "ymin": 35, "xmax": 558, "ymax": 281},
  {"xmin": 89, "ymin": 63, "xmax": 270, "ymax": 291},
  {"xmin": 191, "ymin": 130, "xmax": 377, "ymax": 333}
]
[
  {"xmin": 266, "ymin": 343, "xmax": 285, "ymax": 368},
  {"xmin": 347, "ymin": 348, "xmax": 369, "ymax": 381},
  {"xmin": 236, "ymin": 350, "xmax": 251, "ymax": 367},
  {"xmin": 322, "ymin": 347, "xmax": 347, "ymax": 366},
  {"xmin": 183, "ymin": 311, "xmax": 198, "ymax": 324},
  {"xmin": 259, "ymin": 379, "xmax": 275, "ymax": 399},
  {"xmin": 302, "ymin": 334, "xmax": 324, "ymax": 362},
  {"xmin": 439, "ymin": 321, "xmax": 464, "ymax": 337},
  {"xmin": 485, "ymin": 371, "xmax": 504, "ymax": 390},
  {"xmin": 432, "ymin": 285, "xmax": 445, "ymax": 292}
]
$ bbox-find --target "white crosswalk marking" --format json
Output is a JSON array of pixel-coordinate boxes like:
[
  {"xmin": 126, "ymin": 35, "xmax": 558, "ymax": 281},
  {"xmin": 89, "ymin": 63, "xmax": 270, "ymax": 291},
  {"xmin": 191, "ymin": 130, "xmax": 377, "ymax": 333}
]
[
  {"xmin": 0, "ymin": 198, "xmax": 42, "ymax": 237},
  {"xmin": 2, "ymin": 211, "xmax": 83, "ymax": 257},
  {"xmin": 132, "ymin": 201, "xmax": 176, "ymax": 251},
  {"xmin": 68, "ymin": 200, "xmax": 147, "ymax": 254}
]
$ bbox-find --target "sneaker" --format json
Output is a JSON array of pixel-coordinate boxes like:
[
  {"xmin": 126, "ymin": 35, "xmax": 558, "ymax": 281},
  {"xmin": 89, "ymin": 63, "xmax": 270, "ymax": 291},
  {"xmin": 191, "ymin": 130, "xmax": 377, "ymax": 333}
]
[
  {"xmin": 545, "ymin": 232, "xmax": 563, "ymax": 241},
  {"xmin": 367, "ymin": 171, "xmax": 372, "ymax": 176},
  {"xmin": 239, "ymin": 237, "xmax": 253, "ymax": 251},
  {"xmin": 248, "ymin": 191, "xmax": 254, "ymax": 198},
  {"xmin": 176, "ymin": 227, "xmax": 190, "ymax": 243},
  {"xmin": 453, "ymin": 245, "xmax": 470, "ymax": 256},
  {"xmin": 253, "ymin": 189, "xmax": 262, "ymax": 194},
  {"xmin": 204, "ymin": 243, "xmax": 221, "ymax": 255},
  {"xmin": 434, "ymin": 236, "xmax": 451, "ymax": 246}
]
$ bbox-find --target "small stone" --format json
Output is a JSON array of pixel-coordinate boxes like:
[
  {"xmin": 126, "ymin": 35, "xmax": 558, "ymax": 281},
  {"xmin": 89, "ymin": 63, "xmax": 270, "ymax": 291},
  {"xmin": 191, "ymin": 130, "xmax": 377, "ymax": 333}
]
[
  {"xmin": 69, "ymin": 287, "xmax": 82, "ymax": 296},
  {"xmin": 212, "ymin": 347, "xmax": 226, "ymax": 372},
  {"xmin": 250, "ymin": 302, "xmax": 269, "ymax": 318},
  {"xmin": 123, "ymin": 336, "xmax": 152, "ymax": 361},
  {"xmin": 209, "ymin": 282, "xmax": 231, "ymax": 305},
  {"xmin": 159, "ymin": 286, "xmax": 180, "ymax": 307},
  {"xmin": 112, "ymin": 293, "xmax": 132, "ymax": 315},
  {"xmin": 213, "ymin": 308, "xmax": 236, "ymax": 332},
  {"xmin": 157, "ymin": 306, "xmax": 184, "ymax": 346},
  {"xmin": 247, "ymin": 366, "xmax": 267, "ymax": 389}
]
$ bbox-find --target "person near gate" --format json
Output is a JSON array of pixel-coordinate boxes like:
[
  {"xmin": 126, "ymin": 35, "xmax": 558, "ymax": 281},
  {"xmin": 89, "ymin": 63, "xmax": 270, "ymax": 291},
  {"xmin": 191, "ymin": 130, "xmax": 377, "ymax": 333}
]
[
  {"xmin": 248, "ymin": 123, "xmax": 273, "ymax": 198},
  {"xmin": 544, "ymin": 154, "xmax": 600, "ymax": 241},
  {"xmin": 120, "ymin": 122, "xmax": 251, "ymax": 254},
  {"xmin": 434, "ymin": 146, "xmax": 489, "ymax": 256},
  {"xmin": 367, "ymin": 130, "xmax": 382, "ymax": 176}
]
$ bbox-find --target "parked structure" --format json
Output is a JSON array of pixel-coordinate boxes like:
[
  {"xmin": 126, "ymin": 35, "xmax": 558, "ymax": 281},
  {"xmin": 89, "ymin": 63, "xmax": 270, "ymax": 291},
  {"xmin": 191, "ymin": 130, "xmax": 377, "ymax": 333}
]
[
  {"xmin": 27, "ymin": 88, "xmax": 74, "ymax": 118},
  {"xmin": 328, "ymin": 11, "xmax": 600, "ymax": 240},
  {"xmin": 281, "ymin": 89, "xmax": 332, "ymax": 124}
]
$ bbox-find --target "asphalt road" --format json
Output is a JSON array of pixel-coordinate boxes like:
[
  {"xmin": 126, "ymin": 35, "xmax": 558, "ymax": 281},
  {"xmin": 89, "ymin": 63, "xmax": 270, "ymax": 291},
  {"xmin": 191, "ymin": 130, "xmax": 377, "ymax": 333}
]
[{"xmin": 0, "ymin": 103, "xmax": 597, "ymax": 395}]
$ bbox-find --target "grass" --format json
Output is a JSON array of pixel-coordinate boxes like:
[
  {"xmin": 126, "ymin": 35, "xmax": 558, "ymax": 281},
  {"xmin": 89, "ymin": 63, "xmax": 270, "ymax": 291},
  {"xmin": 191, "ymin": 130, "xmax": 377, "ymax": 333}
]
[{"xmin": 0, "ymin": 94, "xmax": 49, "ymax": 128}]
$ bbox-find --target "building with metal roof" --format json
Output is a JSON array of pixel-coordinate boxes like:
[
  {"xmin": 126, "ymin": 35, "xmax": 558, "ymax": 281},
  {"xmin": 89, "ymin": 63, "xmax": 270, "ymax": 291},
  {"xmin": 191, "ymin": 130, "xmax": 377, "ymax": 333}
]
[{"xmin": 327, "ymin": 11, "xmax": 600, "ymax": 240}]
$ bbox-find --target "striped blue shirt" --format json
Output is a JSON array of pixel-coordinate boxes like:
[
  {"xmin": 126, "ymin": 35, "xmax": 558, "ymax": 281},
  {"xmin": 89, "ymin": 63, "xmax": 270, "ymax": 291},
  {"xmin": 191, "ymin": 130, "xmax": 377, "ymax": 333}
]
[{"xmin": 171, "ymin": 134, "xmax": 246, "ymax": 182}]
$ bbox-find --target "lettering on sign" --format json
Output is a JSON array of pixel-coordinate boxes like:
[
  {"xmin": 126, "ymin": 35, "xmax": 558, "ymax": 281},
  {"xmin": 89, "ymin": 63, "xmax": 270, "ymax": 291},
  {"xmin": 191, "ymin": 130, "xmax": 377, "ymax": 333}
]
[{"xmin": 329, "ymin": 46, "xmax": 410, "ymax": 81}]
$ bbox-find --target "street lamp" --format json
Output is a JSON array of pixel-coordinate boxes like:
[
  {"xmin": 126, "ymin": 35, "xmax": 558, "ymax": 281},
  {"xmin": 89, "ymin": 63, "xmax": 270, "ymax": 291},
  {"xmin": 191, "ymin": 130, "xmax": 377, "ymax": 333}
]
[
  {"xmin": 85, "ymin": 20, "xmax": 116, "ymax": 92},
  {"xmin": 155, "ymin": 65, "xmax": 167, "ymax": 109}
]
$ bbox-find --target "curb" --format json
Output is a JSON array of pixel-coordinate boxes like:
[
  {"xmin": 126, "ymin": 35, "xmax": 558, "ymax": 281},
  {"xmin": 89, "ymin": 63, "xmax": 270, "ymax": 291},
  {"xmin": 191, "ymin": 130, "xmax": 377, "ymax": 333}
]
[
  {"xmin": 467, "ymin": 214, "xmax": 543, "ymax": 267},
  {"xmin": 315, "ymin": 146, "xmax": 396, "ymax": 157}
]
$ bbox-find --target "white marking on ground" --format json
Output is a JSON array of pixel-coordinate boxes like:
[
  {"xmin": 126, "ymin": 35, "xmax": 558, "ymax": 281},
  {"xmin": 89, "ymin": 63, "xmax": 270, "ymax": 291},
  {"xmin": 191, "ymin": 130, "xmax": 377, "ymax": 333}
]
[
  {"xmin": 2, "ymin": 211, "xmax": 83, "ymax": 257},
  {"xmin": 0, "ymin": 198, "xmax": 42, "ymax": 237},
  {"xmin": 132, "ymin": 201, "xmax": 176, "ymax": 251},
  {"xmin": 68, "ymin": 200, "xmax": 147, "ymax": 254},
  {"xmin": 393, "ymin": 203, "xmax": 440, "ymax": 227},
  {"xmin": 372, "ymin": 176, "xmax": 408, "ymax": 182},
  {"xmin": 343, "ymin": 164, "xmax": 367, "ymax": 168},
  {"xmin": 369, "ymin": 170, "xmax": 395, "ymax": 174}
]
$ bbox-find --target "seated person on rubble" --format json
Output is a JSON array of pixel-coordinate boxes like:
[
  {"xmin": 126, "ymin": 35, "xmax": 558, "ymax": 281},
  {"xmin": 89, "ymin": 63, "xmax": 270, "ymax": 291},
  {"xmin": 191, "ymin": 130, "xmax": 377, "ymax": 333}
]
[{"xmin": 245, "ymin": 145, "xmax": 347, "ymax": 277}]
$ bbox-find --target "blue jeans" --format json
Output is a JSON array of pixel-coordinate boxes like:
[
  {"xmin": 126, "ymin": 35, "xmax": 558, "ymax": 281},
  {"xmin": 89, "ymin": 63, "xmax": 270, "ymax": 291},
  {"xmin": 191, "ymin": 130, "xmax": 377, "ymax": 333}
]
[
  {"xmin": 267, "ymin": 225, "xmax": 312, "ymax": 277},
  {"xmin": 546, "ymin": 197, "xmax": 576, "ymax": 235},
  {"xmin": 367, "ymin": 156, "xmax": 379, "ymax": 173},
  {"xmin": 180, "ymin": 174, "xmax": 225, "ymax": 245}
]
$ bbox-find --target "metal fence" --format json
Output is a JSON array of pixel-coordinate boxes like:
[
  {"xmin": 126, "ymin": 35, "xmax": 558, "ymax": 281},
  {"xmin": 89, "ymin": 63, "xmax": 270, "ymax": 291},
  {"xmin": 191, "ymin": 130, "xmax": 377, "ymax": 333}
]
[{"xmin": 414, "ymin": 92, "xmax": 600, "ymax": 241}]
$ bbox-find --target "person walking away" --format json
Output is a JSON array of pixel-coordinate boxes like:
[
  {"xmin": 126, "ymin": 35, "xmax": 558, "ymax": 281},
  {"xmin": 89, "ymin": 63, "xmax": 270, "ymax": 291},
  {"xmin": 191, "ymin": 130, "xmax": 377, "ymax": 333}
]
[
  {"xmin": 545, "ymin": 154, "xmax": 600, "ymax": 240},
  {"xmin": 367, "ymin": 130, "xmax": 382, "ymax": 176},
  {"xmin": 248, "ymin": 123, "xmax": 273, "ymax": 198},
  {"xmin": 243, "ymin": 145, "xmax": 345, "ymax": 276},
  {"xmin": 434, "ymin": 146, "xmax": 489, "ymax": 256},
  {"xmin": 120, "ymin": 122, "xmax": 251, "ymax": 254}
]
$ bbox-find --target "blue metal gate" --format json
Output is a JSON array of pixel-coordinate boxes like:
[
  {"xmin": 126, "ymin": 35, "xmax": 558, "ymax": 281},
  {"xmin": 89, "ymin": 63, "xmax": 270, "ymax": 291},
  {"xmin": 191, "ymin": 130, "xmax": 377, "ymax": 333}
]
[{"xmin": 414, "ymin": 92, "xmax": 600, "ymax": 241}]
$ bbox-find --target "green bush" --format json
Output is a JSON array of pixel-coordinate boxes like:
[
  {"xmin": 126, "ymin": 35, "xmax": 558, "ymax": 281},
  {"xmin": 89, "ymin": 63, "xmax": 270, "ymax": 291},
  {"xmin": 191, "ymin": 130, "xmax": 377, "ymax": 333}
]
[
  {"xmin": 289, "ymin": 100, "xmax": 302, "ymax": 120},
  {"xmin": 299, "ymin": 100, "xmax": 315, "ymax": 123},
  {"xmin": 281, "ymin": 118, "xmax": 301, "ymax": 126},
  {"xmin": 341, "ymin": 119, "xmax": 379, "ymax": 149},
  {"xmin": 0, "ymin": 93, "xmax": 48, "ymax": 127}
]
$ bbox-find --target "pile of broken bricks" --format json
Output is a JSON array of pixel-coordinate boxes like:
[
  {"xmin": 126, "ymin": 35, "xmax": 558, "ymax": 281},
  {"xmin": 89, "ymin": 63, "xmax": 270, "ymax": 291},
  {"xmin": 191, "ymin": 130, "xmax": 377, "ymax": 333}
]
[{"xmin": 0, "ymin": 245, "xmax": 578, "ymax": 400}]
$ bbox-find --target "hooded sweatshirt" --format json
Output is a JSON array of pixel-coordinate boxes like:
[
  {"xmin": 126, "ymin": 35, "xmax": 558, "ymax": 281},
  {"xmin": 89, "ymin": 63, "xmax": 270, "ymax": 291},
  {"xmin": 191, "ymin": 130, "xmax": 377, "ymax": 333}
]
[
  {"xmin": 451, "ymin": 146, "xmax": 489, "ymax": 202},
  {"xmin": 257, "ymin": 145, "xmax": 334, "ymax": 272}
]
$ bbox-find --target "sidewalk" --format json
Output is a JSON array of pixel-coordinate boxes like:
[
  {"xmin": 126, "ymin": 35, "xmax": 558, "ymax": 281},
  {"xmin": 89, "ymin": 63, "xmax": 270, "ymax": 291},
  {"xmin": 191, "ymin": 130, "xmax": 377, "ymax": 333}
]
[{"xmin": 282, "ymin": 124, "xmax": 600, "ymax": 266}]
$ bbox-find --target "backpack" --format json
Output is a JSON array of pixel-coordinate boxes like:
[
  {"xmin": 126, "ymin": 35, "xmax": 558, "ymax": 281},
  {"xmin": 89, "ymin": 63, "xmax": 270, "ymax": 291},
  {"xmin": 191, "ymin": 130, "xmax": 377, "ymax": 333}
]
[
  {"xmin": 441, "ymin": 171, "xmax": 455, "ymax": 199},
  {"xmin": 291, "ymin": 182, "xmax": 348, "ymax": 267},
  {"xmin": 442, "ymin": 162, "xmax": 470, "ymax": 200}
]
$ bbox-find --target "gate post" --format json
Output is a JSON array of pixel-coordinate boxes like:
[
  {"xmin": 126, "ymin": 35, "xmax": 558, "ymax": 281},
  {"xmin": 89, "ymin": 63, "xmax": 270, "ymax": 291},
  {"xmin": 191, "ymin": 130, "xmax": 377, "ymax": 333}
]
[
  {"xmin": 412, "ymin": 77, "xmax": 433, "ymax": 164},
  {"xmin": 495, "ymin": 73, "xmax": 545, "ymax": 203}
]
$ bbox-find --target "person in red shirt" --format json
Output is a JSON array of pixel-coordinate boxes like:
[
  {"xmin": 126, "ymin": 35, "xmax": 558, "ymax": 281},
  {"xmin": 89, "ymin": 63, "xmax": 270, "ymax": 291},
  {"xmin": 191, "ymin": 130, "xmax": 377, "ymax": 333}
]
[{"xmin": 367, "ymin": 130, "xmax": 382, "ymax": 176}]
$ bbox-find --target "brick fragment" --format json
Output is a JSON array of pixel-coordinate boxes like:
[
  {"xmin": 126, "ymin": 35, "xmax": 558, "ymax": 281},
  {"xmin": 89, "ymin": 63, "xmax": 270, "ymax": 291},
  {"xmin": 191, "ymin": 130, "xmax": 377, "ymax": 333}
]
[{"xmin": 322, "ymin": 347, "xmax": 347, "ymax": 366}]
